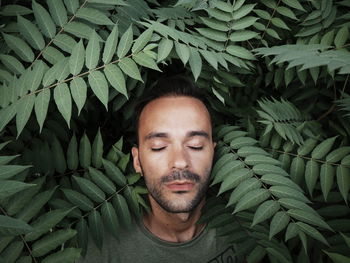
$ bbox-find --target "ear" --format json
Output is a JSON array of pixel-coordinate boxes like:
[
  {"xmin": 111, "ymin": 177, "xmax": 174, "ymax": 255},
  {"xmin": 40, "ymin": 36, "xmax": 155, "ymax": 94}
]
[{"xmin": 131, "ymin": 146, "xmax": 142, "ymax": 175}]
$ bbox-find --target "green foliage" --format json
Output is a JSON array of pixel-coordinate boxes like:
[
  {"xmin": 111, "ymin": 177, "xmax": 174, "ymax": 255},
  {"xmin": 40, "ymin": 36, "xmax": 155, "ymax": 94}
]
[{"xmin": 0, "ymin": 0, "xmax": 349, "ymax": 262}]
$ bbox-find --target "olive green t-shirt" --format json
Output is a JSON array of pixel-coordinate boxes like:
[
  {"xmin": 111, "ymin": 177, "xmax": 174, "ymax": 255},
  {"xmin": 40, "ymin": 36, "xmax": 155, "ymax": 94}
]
[{"xmin": 78, "ymin": 220, "xmax": 237, "ymax": 263}]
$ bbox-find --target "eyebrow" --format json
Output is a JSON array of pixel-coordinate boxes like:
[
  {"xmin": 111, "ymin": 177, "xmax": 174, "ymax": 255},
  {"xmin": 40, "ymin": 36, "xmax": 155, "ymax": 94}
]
[{"xmin": 144, "ymin": 130, "xmax": 209, "ymax": 141}]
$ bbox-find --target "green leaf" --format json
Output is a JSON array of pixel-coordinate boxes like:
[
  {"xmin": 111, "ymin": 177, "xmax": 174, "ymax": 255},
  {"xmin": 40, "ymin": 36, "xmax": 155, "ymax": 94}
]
[
  {"xmin": 88, "ymin": 70, "xmax": 109, "ymax": 109},
  {"xmin": 69, "ymin": 40, "xmax": 85, "ymax": 75},
  {"xmin": 132, "ymin": 52, "xmax": 161, "ymax": 71},
  {"xmin": 276, "ymin": 6, "xmax": 298, "ymax": 20},
  {"xmin": 278, "ymin": 198, "xmax": 317, "ymax": 215},
  {"xmin": 41, "ymin": 248, "xmax": 81, "ymax": 263},
  {"xmin": 32, "ymin": 229, "xmax": 77, "ymax": 257},
  {"xmin": 117, "ymin": 25, "xmax": 133, "ymax": 58},
  {"xmin": 18, "ymin": 187, "xmax": 56, "ymax": 223},
  {"xmin": 0, "ymin": 241, "xmax": 23, "ymax": 262},
  {"xmin": 76, "ymin": 7, "xmax": 114, "ymax": 25},
  {"xmin": 321, "ymin": 30, "xmax": 335, "ymax": 46},
  {"xmin": 64, "ymin": 0, "xmax": 79, "ymax": 14},
  {"xmin": 67, "ymin": 134, "xmax": 78, "ymax": 170},
  {"xmin": 62, "ymin": 189, "xmax": 93, "ymax": 211},
  {"xmin": 55, "ymin": 57, "xmax": 70, "ymax": 81},
  {"xmin": 270, "ymin": 185, "xmax": 310, "ymax": 203},
  {"xmin": 92, "ymin": 129, "xmax": 103, "ymax": 168},
  {"xmin": 79, "ymin": 133, "xmax": 91, "ymax": 169},
  {"xmin": 296, "ymin": 222, "xmax": 329, "ymax": 245},
  {"xmin": 261, "ymin": 174, "xmax": 302, "ymax": 192},
  {"xmin": 85, "ymin": 30, "xmax": 100, "ymax": 70},
  {"xmin": 17, "ymin": 15, "xmax": 45, "ymax": 50},
  {"xmin": 54, "ymin": 83, "xmax": 72, "ymax": 127},
  {"xmin": 233, "ymin": 189, "xmax": 270, "ymax": 214},
  {"xmin": 157, "ymin": 38, "xmax": 174, "ymax": 62},
  {"xmin": 53, "ymin": 34, "xmax": 77, "ymax": 54},
  {"xmin": 0, "ymin": 5, "xmax": 32, "ymax": 16},
  {"xmin": 6, "ymin": 176, "xmax": 46, "ymax": 216},
  {"xmin": 320, "ymin": 163, "xmax": 335, "ymax": 201},
  {"xmin": 337, "ymin": 166, "xmax": 350, "ymax": 203},
  {"xmin": 230, "ymin": 137, "xmax": 257, "ymax": 149},
  {"xmin": 231, "ymin": 16, "xmax": 258, "ymax": 30},
  {"xmin": 253, "ymin": 164, "xmax": 289, "ymax": 177},
  {"xmin": 230, "ymin": 30, "xmax": 258, "ymax": 42},
  {"xmin": 218, "ymin": 168, "xmax": 253, "ymax": 195},
  {"xmin": 290, "ymin": 156, "xmax": 305, "ymax": 184},
  {"xmin": 247, "ymin": 246, "xmax": 266, "ymax": 263},
  {"xmin": 199, "ymin": 17, "xmax": 229, "ymax": 31},
  {"xmin": 102, "ymin": 25, "xmax": 119, "ymax": 64},
  {"xmin": 324, "ymin": 251, "xmax": 350, "ymax": 263},
  {"xmin": 175, "ymin": 42, "xmax": 190, "ymax": 65},
  {"xmin": 0, "ymin": 104, "xmax": 17, "ymax": 133},
  {"xmin": 297, "ymin": 138, "xmax": 318, "ymax": 156},
  {"xmin": 196, "ymin": 28, "xmax": 227, "ymax": 42},
  {"xmin": 269, "ymin": 211, "xmax": 290, "ymax": 239},
  {"xmin": 47, "ymin": 0, "xmax": 68, "ymax": 27},
  {"xmin": 0, "ymin": 155, "xmax": 19, "ymax": 165},
  {"xmin": 206, "ymin": 8, "xmax": 232, "ymax": 22},
  {"xmin": 88, "ymin": 210, "xmax": 104, "ymax": 249},
  {"xmin": 102, "ymin": 158, "xmax": 127, "ymax": 186},
  {"xmin": 51, "ymin": 135, "xmax": 67, "ymax": 173},
  {"xmin": 227, "ymin": 178, "xmax": 262, "ymax": 207},
  {"xmin": 24, "ymin": 208, "xmax": 74, "ymax": 242},
  {"xmin": 0, "ymin": 54, "xmax": 25, "ymax": 74},
  {"xmin": 101, "ymin": 201, "xmax": 119, "ymax": 239},
  {"xmin": 281, "ymin": 0, "xmax": 306, "ymax": 11},
  {"xmin": 0, "ymin": 165, "xmax": 31, "ymax": 180},
  {"xmin": 252, "ymin": 200, "xmax": 280, "ymax": 226},
  {"xmin": 326, "ymin": 147, "xmax": 350, "ymax": 163},
  {"xmin": 311, "ymin": 136, "xmax": 337, "ymax": 159},
  {"xmin": 29, "ymin": 60, "xmax": 45, "ymax": 92},
  {"xmin": 64, "ymin": 22, "xmax": 99, "ymax": 40},
  {"xmin": 211, "ymin": 160, "xmax": 244, "ymax": 186},
  {"xmin": 77, "ymin": 219, "xmax": 88, "ymax": 256},
  {"xmin": 287, "ymin": 209, "xmax": 331, "ymax": 230},
  {"xmin": 0, "ymin": 180, "xmax": 35, "ymax": 200},
  {"xmin": 113, "ymin": 194, "xmax": 132, "ymax": 228},
  {"xmin": 334, "ymin": 26, "xmax": 349, "ymax": 48},
  {"xmin": 245, "ymin": 154, "xmax": 281, "ymax": 166},
  {"xmin": 3, "ymin": 33, "xmax": 34, "ymax": 62},
  {"xmin": 199, "ymin": 50, "xmax": 218, "ymax": 69},
  {"xmin": 73, "ymin": 175, "xmax": 106, "ymax": 203},
  {"xmin": 188, "ymin": 47, "xmax": 202, "ymax": 81},
  {"xmin": 70, "ymin": 77, "xmax": 87, "ymax": 115},
  {"xmin": 271, "ymin": 17, "xmax": 290, "ymax": 30},
  {"xmin": 232, "ymin": 4, "xmax": 256, "ymax": 20},
  {"xmin": 132, "ymin": 28, "xmax": 153, "ymax": 53},
  {"xmin": 305, "ymin": 160, "xmax": 319, "ymax": 197},
  {"xmin": 88, "ymin": 167, "xmax": 116, "ymax": 195},
  {"xmin": 118, "ymin": 57, "xmax": 143, "ymax": 82},
  {"xmin": 34, "ymin": 89, "xmax": 50, "ymax": 133},
  {"xmin": 237, "ymin": 146, "xmax": 269, "ymax": 157},
  {"xmin": 265, "ymin": 247, "xmax": 290, "ymax": 263},
  {"xmin": 227, "ymin": 45, "xmax": 255, "ymax": 60},
  {"xmin": 16, "ymin": 95, "xmax": 35, "ymax": 138},
  {"xmin": 104, "ymin": 64, "xmax": 128, "ymax": 98}
]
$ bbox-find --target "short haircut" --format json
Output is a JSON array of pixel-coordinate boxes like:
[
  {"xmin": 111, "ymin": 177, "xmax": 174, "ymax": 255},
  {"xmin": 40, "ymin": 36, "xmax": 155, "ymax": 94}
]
[{"xmin": 134, "ymin": 76, "xmax": 211, "ymax": 144}]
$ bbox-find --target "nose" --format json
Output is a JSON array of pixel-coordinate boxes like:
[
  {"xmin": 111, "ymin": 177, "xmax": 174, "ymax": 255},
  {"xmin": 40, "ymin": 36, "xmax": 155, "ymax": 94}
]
[{"xmin": 170, "ymin": 146, "xmax": 189, "ymax": 170}]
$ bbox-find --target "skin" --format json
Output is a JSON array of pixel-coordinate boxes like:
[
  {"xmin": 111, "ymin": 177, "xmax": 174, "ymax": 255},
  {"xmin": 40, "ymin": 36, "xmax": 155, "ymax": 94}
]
[{"xmin": 132, "ymin": 96, "xmax": 216, "ymax": 243}]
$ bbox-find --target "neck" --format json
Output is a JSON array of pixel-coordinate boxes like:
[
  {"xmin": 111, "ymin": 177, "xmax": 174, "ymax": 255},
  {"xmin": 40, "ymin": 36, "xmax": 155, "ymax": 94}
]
[{"xmin": 143, "ymin": 195, "xmax": 206, "ymax": 243}]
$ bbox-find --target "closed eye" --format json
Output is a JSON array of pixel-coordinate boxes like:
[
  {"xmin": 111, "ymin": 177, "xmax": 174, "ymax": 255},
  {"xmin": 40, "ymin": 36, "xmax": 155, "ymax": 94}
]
[
  {"xmin": 151, "ymin": 147, "xmax": 166, "ymax": 152},
  {"xmin": 189, "ymin": 146, "xmax": 203, "ymax": 150}
]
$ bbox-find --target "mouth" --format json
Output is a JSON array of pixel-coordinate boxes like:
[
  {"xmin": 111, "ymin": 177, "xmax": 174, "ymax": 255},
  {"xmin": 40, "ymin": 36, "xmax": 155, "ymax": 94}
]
[{"xmin": 166, "ymin": 181, "xmax": 195, "ymax": 191}]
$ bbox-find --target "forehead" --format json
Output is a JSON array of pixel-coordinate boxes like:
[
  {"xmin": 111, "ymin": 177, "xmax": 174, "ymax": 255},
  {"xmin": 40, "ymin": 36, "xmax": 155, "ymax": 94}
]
[{"xmin": 138, "ymin": 96, "xmax": 212, "ymax": 139}]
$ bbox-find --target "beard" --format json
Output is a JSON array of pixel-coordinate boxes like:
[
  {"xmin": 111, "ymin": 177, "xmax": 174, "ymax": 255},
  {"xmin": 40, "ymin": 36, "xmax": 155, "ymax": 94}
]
[{"xmin": 142, "ymin": 168, "xmax": 211, "ymax": 213}]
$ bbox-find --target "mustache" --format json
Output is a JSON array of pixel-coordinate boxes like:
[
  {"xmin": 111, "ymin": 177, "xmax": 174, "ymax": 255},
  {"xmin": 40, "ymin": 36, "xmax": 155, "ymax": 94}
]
[{"xmin": 160, "ymin": 170, "xmax": 200, "ymax": 183}]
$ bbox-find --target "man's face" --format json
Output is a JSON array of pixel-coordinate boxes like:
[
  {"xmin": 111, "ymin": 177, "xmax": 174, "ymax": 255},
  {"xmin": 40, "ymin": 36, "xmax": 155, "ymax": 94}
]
[{"xmin": 132, "ymin": 96, "xmax": 215, "ymax": 213}]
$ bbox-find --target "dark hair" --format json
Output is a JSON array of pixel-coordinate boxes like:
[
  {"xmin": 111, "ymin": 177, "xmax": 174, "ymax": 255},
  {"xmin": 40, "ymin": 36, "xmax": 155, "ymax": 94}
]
[{"xmin": 134, "ymin": 76, "xmax": 211, "ymax": 143}]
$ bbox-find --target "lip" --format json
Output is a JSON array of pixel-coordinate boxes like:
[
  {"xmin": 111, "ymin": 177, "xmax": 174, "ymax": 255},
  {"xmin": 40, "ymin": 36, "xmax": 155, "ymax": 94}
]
[{"xmin": 166, "ymin": 181, "xmax": 195, "ymax": 191}]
